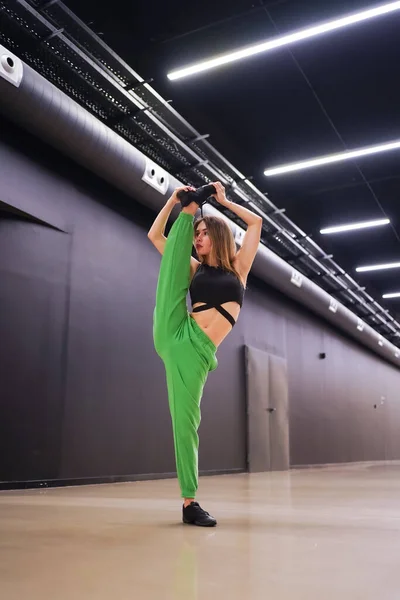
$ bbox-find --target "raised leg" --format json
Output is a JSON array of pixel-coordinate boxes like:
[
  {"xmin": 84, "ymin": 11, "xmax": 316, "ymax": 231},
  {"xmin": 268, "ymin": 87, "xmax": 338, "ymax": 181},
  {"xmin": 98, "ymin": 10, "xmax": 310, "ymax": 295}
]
[{"xmin": 153, "ymin": 211, "xmax": 194, "ymax": 355}]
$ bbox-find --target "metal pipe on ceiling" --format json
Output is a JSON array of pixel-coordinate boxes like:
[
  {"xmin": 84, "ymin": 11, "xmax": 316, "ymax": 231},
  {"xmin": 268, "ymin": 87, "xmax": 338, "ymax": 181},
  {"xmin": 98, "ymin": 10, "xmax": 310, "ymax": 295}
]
[{"xmin": 0, "ymin": 44, "xmax": 399, "ymax": 369}]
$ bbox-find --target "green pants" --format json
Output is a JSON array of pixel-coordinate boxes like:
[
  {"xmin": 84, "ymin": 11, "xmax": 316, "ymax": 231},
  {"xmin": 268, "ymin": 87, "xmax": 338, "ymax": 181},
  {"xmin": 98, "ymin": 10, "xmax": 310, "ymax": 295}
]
[{"xmin": 153, "ymin": 211, "xmax": 218, "ymax": 498}]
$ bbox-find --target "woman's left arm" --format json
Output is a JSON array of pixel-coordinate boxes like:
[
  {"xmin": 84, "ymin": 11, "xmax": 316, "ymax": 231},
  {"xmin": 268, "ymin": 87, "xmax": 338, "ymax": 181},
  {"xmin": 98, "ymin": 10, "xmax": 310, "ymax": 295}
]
[{"xmin": 212, "ymin": 181, "xmax": 262, "ymax": 278}]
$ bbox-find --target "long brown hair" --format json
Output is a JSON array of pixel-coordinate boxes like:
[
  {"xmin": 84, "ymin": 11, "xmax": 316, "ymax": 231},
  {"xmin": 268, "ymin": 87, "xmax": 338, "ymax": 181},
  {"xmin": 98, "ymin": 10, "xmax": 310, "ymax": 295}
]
[{"xmin": 194, "ymin": 216, "xmax": 245, "ymax": 287}]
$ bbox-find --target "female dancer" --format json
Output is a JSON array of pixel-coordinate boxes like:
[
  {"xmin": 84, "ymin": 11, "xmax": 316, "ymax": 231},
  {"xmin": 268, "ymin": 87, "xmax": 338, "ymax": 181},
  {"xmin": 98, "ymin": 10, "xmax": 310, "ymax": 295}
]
[{"xmin": 148, "ymin": 181, "xmax": 262, "ymax": 526}]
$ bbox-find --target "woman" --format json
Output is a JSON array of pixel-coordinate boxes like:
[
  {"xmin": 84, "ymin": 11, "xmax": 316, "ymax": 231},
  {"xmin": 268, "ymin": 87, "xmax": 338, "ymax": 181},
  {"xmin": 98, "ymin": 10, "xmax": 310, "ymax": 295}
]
[{"xmin": 148, "ymin": 181, "xmax": 262, "ymax": 526}]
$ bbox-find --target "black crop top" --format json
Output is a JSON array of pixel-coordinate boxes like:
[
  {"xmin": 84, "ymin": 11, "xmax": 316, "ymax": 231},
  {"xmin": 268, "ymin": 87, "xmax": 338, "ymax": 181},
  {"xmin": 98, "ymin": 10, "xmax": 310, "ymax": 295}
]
[{"xmin": 189, "ymin": 263, "xmax": 245, "ymax": 327}]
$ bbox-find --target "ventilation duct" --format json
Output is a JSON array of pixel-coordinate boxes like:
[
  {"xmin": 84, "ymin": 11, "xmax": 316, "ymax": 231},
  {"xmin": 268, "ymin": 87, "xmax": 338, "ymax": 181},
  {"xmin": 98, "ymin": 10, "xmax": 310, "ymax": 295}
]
[{"xmin": 0, "ymin": 44, "xmax": 399, "ymax": 369}]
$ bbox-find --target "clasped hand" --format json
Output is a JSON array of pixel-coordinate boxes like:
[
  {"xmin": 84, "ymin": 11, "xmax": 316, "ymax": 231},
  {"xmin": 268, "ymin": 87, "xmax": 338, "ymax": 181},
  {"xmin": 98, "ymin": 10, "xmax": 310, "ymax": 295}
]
[{"xmin": 211, "ymin": 181, "xmax": 229, "ymax": 206}]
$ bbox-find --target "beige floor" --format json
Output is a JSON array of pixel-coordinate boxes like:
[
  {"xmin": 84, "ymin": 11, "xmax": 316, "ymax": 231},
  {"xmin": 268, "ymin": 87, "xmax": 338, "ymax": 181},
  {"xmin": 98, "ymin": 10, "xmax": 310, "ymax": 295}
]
[{"xmin": 1, "ymin": 464, "xmax": 400, "ymax": 600}]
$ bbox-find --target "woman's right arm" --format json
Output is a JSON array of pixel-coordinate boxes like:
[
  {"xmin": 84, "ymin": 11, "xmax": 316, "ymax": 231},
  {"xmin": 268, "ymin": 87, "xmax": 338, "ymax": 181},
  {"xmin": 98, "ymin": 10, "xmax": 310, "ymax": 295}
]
[
  {"xmin": 147, "ymin": 197, "xmax": 176, "ymax": 255},
  {"xmin": 147, "ymin": 186, "xmax": 193, "ymax": 255}
]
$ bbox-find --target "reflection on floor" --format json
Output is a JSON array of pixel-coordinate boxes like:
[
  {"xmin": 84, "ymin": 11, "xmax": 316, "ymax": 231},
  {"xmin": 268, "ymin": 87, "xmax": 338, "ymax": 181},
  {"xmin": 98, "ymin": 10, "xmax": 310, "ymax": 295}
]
[{"xmin": 1, "ymin": 463, "xmax": 400, "ymax": 599}]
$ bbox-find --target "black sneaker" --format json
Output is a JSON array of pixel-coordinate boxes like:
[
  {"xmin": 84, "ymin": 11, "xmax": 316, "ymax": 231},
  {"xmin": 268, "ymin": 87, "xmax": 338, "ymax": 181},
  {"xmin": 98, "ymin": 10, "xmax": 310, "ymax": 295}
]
[{"xmin": 182, "ymin": 502, "xmax": 217, "ymax": 527}]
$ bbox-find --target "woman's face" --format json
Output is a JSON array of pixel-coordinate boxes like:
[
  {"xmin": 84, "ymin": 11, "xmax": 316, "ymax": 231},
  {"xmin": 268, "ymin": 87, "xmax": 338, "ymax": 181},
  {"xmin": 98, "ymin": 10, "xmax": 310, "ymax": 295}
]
[{"xmin": 194, "ymin": 221, "xmax": 212, "ymax": 257}]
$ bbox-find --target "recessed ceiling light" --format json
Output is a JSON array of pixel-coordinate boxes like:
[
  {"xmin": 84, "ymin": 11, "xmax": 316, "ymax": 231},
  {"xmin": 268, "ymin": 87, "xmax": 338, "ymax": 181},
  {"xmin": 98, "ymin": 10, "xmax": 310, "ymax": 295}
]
[
  {"xmin": 264, "ymin": 139, "xmax": 400, "ymax": 177},
  {"xmin": 356, "ymin": 261, "xmax": 400, "ymax": 273},
  {"xmin": 168, "ymin": 2, "xmax": 400, "ymax": 80},
  {"xmin": 320, "ymin": 218, "xmax": 390, "ymax": 235},
  {"xmin": 383, "ymin": 292, "xmax": 400, "ymax": 299}
]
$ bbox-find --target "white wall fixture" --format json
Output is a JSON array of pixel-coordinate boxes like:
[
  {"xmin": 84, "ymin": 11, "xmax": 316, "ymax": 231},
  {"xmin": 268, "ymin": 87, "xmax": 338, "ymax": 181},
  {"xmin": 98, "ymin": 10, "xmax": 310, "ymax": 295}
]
[
  {"xmin": 0, "ymin": 45, "xmax": 23, "ymax": 88},
  {"xmin": 291, "ymin": 270, "xmax": 303, "ymax": 288},
  {"xmin": 234, "ymin": 227, "xmax": 245, "ymax": 246},
  {"xmin": 329, "ymin": 299, "xmax": 338, "ymax": 313},
  {"xmin": 142, "ymin": 158, "xmax": 169, "ymax": 195}
]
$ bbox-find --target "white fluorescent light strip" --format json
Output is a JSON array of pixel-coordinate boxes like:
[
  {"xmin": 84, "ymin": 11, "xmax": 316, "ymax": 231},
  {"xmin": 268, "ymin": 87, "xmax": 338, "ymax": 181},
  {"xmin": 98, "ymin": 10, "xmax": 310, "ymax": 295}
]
[
  {"xmin": 168, "ymin": 2, "xmax": 400, "ymax": 80},
  {"xmin": 320, "ymin": 218, "xmax": 390, "ymax": 235},
  {"xmin": 356, "ymin": 261, "xmax": 400, "ymax": 272},
  {"xmin": 265, "ymin": 139, "xmax": 400, "ymax": 176},
  {"xmin": 383, "ymin": 292, "xmax": 400, "ymax": 298}
]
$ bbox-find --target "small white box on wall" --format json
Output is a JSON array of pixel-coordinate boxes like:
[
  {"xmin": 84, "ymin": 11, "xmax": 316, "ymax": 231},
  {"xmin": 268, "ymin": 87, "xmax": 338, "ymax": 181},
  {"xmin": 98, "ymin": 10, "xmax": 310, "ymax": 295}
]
[
  {"xmin": 290, "ymin": 269, "xmax": 303, "ymax": 288},
  {"xmin": 0, "ymin": 45, "xmax": 23, "ymax": 88},
  {"xmin": 142, "ymin": 158, "xmax": 169, "ymax": 195}
]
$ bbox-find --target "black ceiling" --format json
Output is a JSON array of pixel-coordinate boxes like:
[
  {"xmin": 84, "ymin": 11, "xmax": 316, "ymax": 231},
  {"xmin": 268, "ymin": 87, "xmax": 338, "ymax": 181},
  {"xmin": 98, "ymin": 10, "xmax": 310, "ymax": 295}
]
[
  {"xmin": 21, "ymin": 0, "xmax": 400, "ymax": 317},
  {"xmin": 62, "ymin": 0, "xmax": 400, "ymax": 316}
]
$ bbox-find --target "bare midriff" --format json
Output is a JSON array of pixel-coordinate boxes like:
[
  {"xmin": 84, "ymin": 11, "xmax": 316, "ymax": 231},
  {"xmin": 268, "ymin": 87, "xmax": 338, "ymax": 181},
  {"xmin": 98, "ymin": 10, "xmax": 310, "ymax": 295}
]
[{"xmin": 189, "ymin": 301, "xmax": 241, "ymax": 348}]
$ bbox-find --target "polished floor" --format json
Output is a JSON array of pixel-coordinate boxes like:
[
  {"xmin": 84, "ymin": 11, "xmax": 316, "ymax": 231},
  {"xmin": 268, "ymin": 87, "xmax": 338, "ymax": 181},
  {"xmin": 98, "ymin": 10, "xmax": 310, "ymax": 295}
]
[{"xmin": 1, "ymin": 464, "xmax": 400, "ymax": 599}]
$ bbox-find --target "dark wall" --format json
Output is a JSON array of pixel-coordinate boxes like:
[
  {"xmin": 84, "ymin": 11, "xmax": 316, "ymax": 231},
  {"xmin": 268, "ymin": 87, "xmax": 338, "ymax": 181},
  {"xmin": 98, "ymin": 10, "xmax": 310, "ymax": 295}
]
[
  {"xmin": 1, "ymin": 115, "xmax": 400, "ymax": 485},
  {"xmin": 0, "ymin": 116, "xmax": 247, "ymax": 484},
  {"xmin": 243, "ymin": 280, "xmax": 400, "ymax": 467}
]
